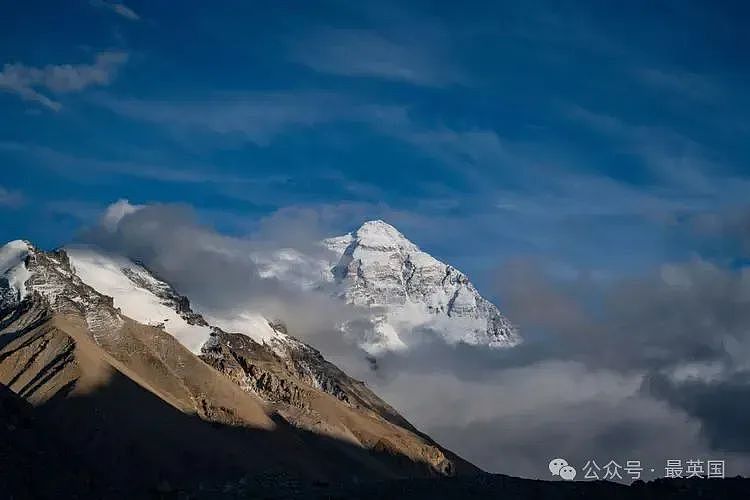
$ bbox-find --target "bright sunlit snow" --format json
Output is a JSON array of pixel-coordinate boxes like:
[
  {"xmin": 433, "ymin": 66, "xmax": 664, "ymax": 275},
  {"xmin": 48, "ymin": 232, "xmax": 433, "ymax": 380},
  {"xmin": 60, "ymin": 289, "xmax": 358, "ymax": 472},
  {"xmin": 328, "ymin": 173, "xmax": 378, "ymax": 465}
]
[
  {"xmin": 0, "ymin": 240, "xmax": 33, "ymax": 302},
  {"xmin": 65, "ymin": 246, "xmax": 213, "ymax": 354}
]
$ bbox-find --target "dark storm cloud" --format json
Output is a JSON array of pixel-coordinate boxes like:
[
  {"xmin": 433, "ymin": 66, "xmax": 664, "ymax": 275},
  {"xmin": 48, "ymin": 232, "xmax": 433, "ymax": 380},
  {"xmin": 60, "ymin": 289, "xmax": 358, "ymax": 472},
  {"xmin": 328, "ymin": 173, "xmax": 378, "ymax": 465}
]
[{"xmin": 646, "ymin": 371, "xmax": 750, "ymax": 453}]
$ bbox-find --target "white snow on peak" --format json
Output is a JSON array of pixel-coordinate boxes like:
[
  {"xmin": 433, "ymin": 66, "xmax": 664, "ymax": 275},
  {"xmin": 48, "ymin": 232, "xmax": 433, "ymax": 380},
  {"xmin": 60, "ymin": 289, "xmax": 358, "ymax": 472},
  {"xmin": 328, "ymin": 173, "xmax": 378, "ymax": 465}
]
[
  {"xmin": 1, "ymin": 240, "xmax": 304, "ymax": 357},
  {"xmin": 0, "ymin": 240, "xmax": 33, "ymax": 303},
  {"xmin": 257, "ymin": 220, "xmax": 521, "ymax": 354},
  {"xmin": 352, "ymin": 220, "xmax": 417, "ymax": 252},
  {"xmin": 65, "ymin": 246, "xmax": 213, "ymax": 354}
]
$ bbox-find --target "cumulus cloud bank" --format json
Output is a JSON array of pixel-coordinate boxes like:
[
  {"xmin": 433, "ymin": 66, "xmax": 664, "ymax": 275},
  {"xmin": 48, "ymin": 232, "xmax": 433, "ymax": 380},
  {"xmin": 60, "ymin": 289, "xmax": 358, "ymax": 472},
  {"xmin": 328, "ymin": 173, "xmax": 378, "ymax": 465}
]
[
  {"xmin": 81, "ymin": 200, "xmax": 750, "ymax": 479},
  {"xmin": 368, "ymin": 256, "xmax": 750, "ymax": 478}
]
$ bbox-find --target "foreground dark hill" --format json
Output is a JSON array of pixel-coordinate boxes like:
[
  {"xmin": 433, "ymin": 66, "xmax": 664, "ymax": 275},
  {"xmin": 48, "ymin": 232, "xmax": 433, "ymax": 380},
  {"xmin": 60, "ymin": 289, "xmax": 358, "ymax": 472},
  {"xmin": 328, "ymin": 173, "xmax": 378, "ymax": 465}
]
[
  {"xmin": 2, "ymin": 379, "xmax": 747, "ymax": 499},
  {"xmin": 301, "ymin": 475, "xmax": 750, "ymax": 500}
]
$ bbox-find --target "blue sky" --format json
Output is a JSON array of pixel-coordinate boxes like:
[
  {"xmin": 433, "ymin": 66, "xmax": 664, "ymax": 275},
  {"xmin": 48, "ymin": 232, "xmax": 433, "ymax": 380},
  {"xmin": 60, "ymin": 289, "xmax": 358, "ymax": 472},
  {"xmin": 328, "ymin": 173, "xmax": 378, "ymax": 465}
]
[{"xmin": 1, "ymin": 0, "xmax": 749, "ymax": 296}]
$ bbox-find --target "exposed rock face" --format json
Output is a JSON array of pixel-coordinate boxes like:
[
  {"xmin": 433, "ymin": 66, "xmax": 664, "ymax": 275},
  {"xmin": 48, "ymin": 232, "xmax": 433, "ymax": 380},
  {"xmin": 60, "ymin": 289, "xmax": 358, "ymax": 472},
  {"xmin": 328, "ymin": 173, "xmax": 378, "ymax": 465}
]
[
  {"xmin": 0, "ymin": 240, "xmax": 479, "ymax": 495},
  {"xmin": 201, "ymin": 329, "xmax": 420, "ymax": 433},
  {"xmin": 324, "ymin": 221, "xmax": 519, "ymax": 353},
  {"xmin": 201, "ymin": 332, "xmax": 312, "ymax": 409}
]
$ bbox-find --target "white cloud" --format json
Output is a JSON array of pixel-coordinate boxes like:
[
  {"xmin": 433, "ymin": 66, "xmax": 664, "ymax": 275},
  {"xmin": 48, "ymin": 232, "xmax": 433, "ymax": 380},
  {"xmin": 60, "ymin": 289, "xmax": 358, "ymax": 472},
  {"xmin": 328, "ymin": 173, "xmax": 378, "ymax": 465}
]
[
  {"xmin": 372, "ymin": 362, "xmax": 708, "ymax": 478},
  {"xmin": 565, "ymin": 104, "xmax": 749, "ymax": 198},
  {"xmin": 289, "ymin": 28, "xmax": 469, "ymax": 87},
  {"xmin": 102, "ymin": 199, "xmax": 143, "ymax": 231},
  {"xmin": 97, "ymin": 90, "xmax": 749, "ymax": 230},
  {"xmin": 0, "ymin": 52, "xmax": 129, "ymax": 111},
  {"xmin": 90, "ymin": 0, "xmax": 140, "ymax": 21}
]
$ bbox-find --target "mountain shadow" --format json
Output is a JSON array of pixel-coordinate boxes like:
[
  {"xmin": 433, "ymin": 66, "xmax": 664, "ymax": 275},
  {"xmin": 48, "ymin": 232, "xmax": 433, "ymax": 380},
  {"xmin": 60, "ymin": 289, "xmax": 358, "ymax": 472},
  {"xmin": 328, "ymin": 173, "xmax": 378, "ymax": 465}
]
[{"xmin": 3, "ymin": 379, "xmax": 749, "ymax": 499}]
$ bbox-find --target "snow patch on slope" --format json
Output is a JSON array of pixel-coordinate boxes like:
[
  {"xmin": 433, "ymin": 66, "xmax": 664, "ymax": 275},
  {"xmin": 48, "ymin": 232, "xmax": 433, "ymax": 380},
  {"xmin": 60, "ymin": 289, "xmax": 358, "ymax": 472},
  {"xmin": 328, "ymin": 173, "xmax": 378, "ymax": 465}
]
[
  {"xmin": 66, "ymin": 246, "xmax": 213, "ymax": 354},
  {"xmin": 204, "ymin": 311, "xmax": 288, "ymax": 346}
]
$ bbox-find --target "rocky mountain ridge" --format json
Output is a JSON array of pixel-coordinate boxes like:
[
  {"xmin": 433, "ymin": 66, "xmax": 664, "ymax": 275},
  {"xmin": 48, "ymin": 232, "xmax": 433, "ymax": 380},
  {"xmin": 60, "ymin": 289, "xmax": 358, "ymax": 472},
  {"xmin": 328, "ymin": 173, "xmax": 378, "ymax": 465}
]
[{"xmin": 0, "ymin": 239, "xmax": 478, "ymax": 495}]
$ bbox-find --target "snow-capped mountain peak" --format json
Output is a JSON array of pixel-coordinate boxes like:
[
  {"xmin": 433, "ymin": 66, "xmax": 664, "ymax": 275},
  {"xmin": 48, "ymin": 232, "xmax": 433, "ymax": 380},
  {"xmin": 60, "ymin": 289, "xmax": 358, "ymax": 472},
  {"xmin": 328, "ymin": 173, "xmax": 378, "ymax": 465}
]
[
  {"xmin": 256, "ymin": 221, "xmax": 521, "ymax": 354},
  {"xmin": 323, "ymin": 221, "xmax": 520, "ymax": 353},
  {"xmin": 353, "ymin": 220, "xmax": 418, "ymax": 251},
  {"xmin": 63, "ymin": 245, "xmax": 300, "ymax": 356},
  {"xmin": 0, "ymin": 238, "xmax": 475, "ymax": 484}
]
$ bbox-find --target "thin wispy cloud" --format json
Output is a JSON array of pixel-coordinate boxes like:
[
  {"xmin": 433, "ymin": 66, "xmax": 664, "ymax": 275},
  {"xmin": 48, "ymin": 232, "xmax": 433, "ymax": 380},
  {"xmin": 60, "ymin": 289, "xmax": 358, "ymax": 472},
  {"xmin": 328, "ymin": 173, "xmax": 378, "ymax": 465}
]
[
  {"xmin": 97, "ymin": 88, "xmax": 750, "ymax": 242},
  {"xmin": 98, "ymin": 91, "xmax": 507, "ymax": 175},
  {"xmin": 289, "ymin": 28, "xmax": 469, "ymax": 87},
  {"xmin": 634, "ymin": 67, "xmax": 720, "ymax": 101},
  {"xmin": 0, "ymin": 185, "xmax": 24, "ymax": 208},
  {"xmin": 0, "ymin": 141, "xmax": 273, "ymax": 186},
  {"xmin": 99, "ymin": 92, "xmax": 349, "ymax": 146},
  {"xmin": 564, "ymin": 104, "xmax": 737, "ymax": 191},
  {"xmin": 0, "ymin": 52, "xmax": 129, "ymax": 111},
  {"xmin": 90, "ymin": 0, "xmax": 140, "ymax": 21}
]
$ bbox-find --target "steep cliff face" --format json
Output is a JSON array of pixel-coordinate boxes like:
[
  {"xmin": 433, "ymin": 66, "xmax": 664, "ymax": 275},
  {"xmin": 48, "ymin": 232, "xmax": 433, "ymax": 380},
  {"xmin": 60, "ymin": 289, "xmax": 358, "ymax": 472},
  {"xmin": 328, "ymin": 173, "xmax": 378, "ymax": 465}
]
[{"xmin": 0, "ymin": 240, "xmax": 479, "ymax": 494}]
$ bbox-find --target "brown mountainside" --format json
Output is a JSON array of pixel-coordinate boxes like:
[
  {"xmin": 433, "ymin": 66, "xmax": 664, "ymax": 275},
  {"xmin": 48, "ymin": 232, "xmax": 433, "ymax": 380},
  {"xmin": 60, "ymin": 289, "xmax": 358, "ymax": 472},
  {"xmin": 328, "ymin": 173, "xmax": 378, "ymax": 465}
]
[{"xmin": 0, "ymin": 242, "xmax": 478, "ymax": 496}]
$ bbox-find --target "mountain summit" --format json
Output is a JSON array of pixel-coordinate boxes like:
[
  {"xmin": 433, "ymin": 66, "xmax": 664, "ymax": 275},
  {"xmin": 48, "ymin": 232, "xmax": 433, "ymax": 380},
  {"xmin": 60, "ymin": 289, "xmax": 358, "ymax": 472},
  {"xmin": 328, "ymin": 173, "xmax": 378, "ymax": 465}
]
[
  {"xmin": 256, "ymin": 220, "xmax": 520, "ymax": 354},
  {"xmin": 324, "ymin": 220, "xmax": 520, "ymax": 353}
]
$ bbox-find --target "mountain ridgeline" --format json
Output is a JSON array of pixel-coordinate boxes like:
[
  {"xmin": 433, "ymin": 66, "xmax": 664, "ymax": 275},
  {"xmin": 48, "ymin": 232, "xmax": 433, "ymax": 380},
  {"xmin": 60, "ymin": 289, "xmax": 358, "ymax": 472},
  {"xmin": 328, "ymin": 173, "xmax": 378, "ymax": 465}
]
[{"xmin": 0, "ymin": 236, "xmax": 479, "ymax": 496}]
